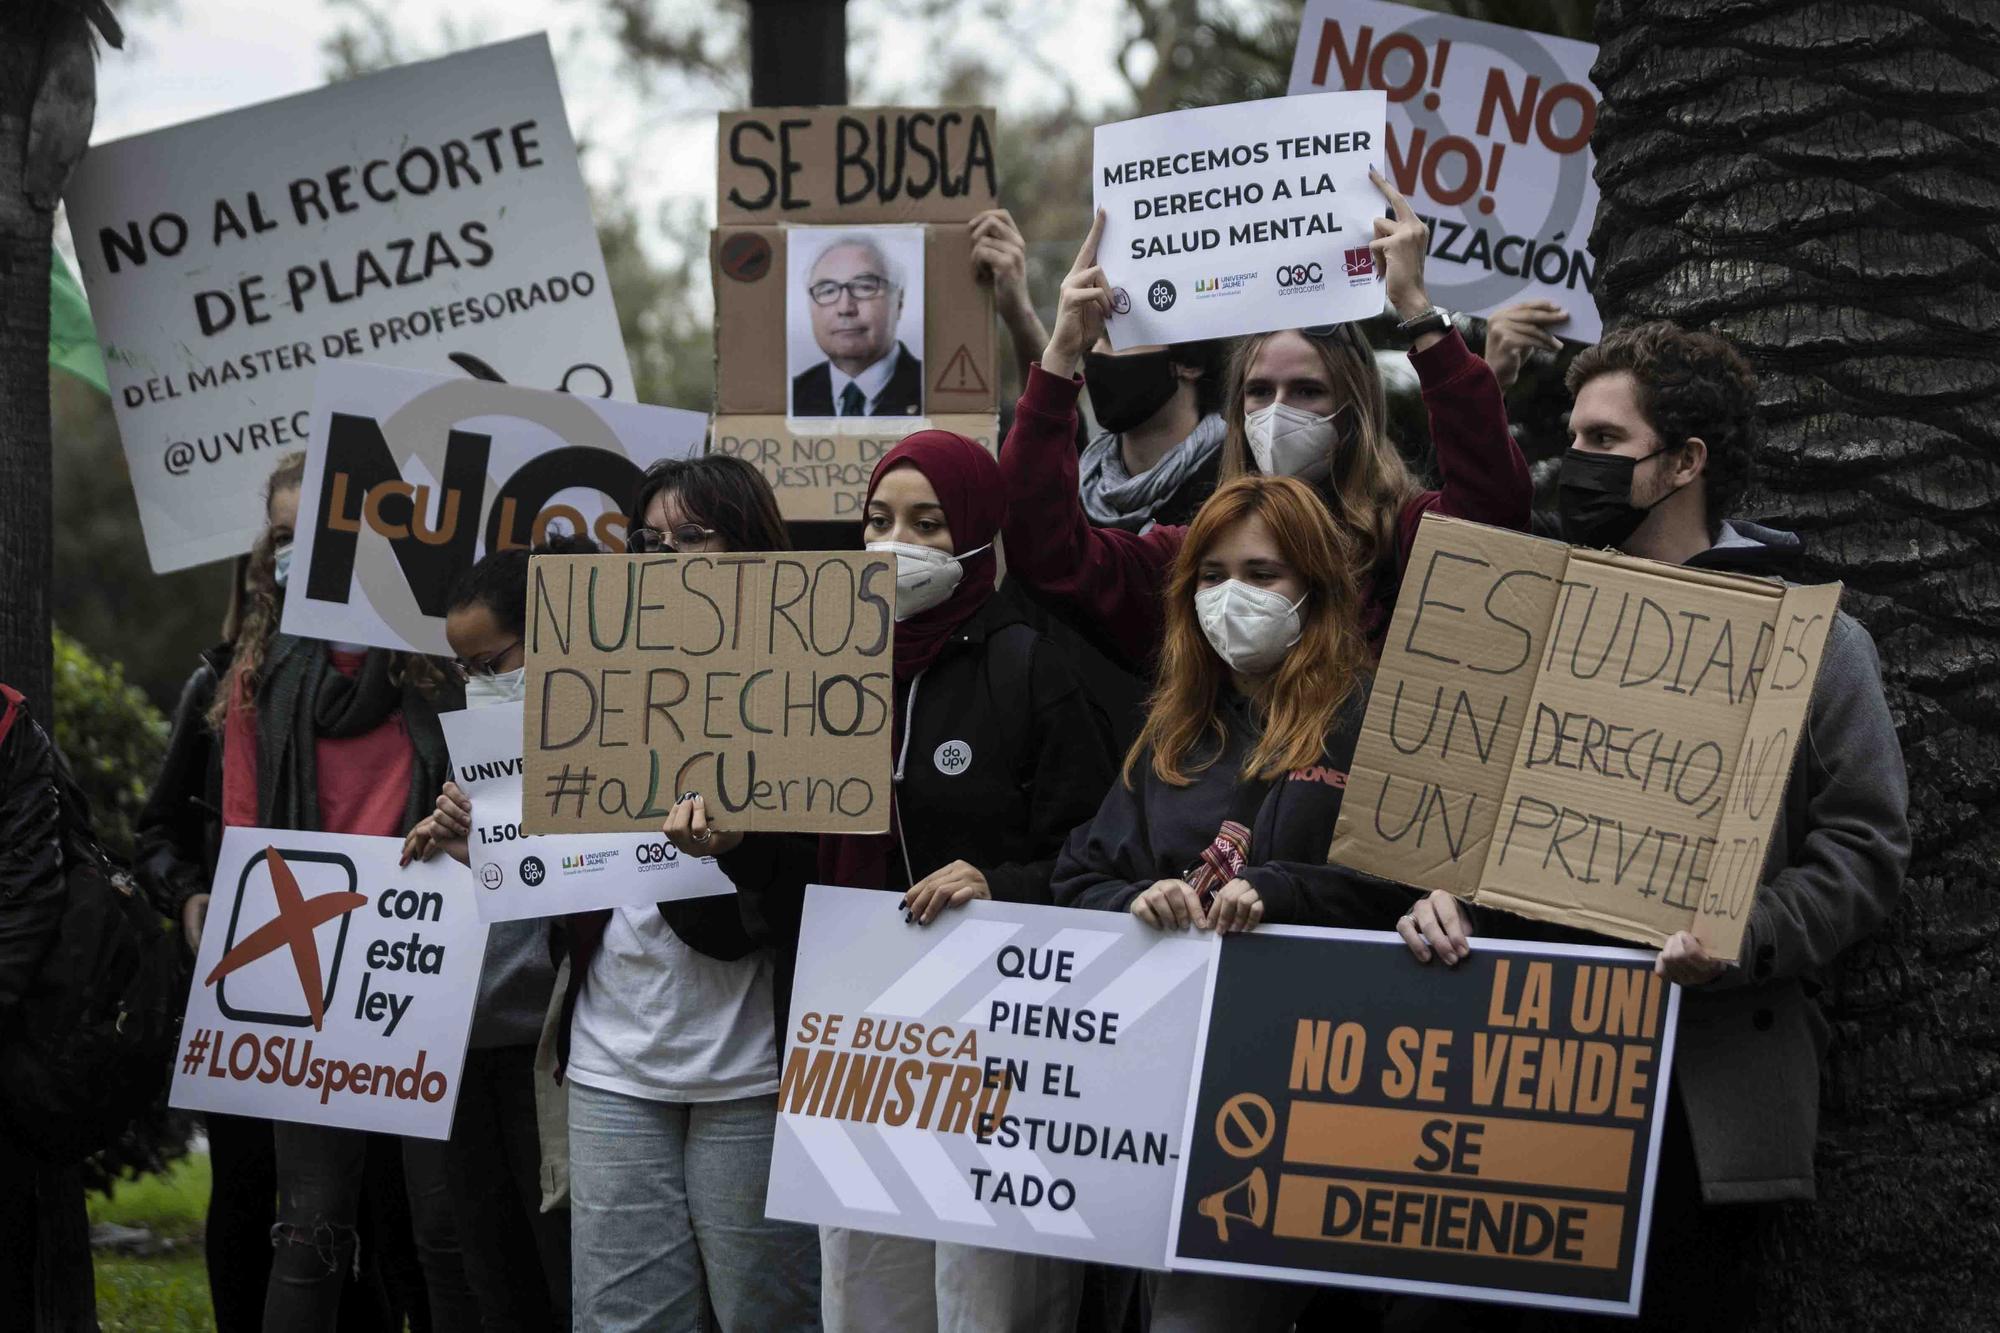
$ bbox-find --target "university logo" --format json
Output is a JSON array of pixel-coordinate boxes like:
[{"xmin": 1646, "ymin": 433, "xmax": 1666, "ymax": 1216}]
[
  {"xmin": 207, "ymin": 846, "xmax": 367, "ymax": 1031},
  {"xmin": 1342, "ymin": 246, "xmax": 1375, "ymax": 283},
  {"xmin": 1147, "ymin": 279, "xmax": 1178, "ymax": 312}
]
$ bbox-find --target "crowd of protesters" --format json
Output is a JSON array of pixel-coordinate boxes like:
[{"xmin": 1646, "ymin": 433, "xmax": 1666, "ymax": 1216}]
[{"xmin": 0, "ymin": 168, "xmax": 1907, "ymax": 1333}]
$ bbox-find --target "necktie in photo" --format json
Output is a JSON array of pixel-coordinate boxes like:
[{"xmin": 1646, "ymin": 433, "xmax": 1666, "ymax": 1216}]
[{"xmin": 839, "ymin": 382, "xmax": 867, "ymax": 416}]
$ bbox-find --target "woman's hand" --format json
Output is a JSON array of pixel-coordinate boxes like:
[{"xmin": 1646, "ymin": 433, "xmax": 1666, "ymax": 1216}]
[
  {"xmin": 970, "ymin": 209, "xmax": 1034, "ymax": 323},
  {"xmin": 432, "ymin": 781, "xmax": 472, "ymax": 840},
  {"xmin": 180, "ymin": 893, "xmax": 210, "ymax": 953},
  {"xmin": 400, "ymin": 812, "xmax": 468, "ymax": 867},
  {"xmin": 1131, "ymin": 879, "xmax": 1204, "ymax": 930},
  {"xmin": 1398, "ymin": 890, "xmax": 1472, "ymax": 966},
  {"xmin": 1041, "ymin": 209, "xmax": 1111, "ymax": 380},
  {"xmin": 1482, "ymin": 299, "xmax": 1568, "ymax": 390},
  {"xmin": 1205, "ymin": 878, "xmax": 1264, "ymax": 934},
  {"xmin": 664, "ymin": 792, "xmax": 743, "ymax": 860},
  {"xmin": 1369, "ymin": 168, "xmax": 1434, "ymax": 326},
  {"xmin": 903, "ymin": 860, "xmax": 991, "ymax": 925}
]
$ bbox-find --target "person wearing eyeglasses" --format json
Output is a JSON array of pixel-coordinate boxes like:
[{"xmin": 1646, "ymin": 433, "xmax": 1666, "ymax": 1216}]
[
  {"xmin": 791, "ymin": 234, "xmax": 924, "ymax": 418},
  {"xmin": 998, "ymin": 170, "xmax": 1530, "ymax": 667}
]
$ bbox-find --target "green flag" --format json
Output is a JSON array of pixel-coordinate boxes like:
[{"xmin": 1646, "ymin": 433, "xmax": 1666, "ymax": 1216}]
[{"xmin": 49, "ymin": 248, "xmax": 108, "ymax": 395}]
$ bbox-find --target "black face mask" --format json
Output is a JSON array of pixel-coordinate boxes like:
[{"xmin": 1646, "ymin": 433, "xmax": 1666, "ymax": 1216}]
[
  {"xmin": 1082, "ymin": 349, "xmax": 1181, "ymax": 436},
  {"xmin": 1556, "ymin": 445, "xmax": 1673, "ymax": 548}
]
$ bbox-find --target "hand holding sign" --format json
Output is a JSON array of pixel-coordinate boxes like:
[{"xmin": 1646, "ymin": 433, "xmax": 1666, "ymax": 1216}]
[
  {"xmin": 1397, "ymin": 889, "xmax": 1471, "ymax": 967},
  {"xmin": 901, "ymin": 859, "xmax": 991, "ymax": 925},
  {"xmin": 968, "ymin": 209, "xmax": 1033, "ymax": 321},
  {"xmin": 1043, "ymin": 209, "xmax": 1111, "ymax": 380},
  {"xmin": 1655, "ymin": 930, "xmax": 1727, "ymax": 986},
  {"xmin": 1368, "ymin": 167, "xmax": 1434, "ymax": 325},
  {"xmin": 664, "ymin": 793, "xmax": 744, "ymax": 860},
  {"xmin": 1482, "ymin": 300, "xmax": 1569, "ymax": 390}
]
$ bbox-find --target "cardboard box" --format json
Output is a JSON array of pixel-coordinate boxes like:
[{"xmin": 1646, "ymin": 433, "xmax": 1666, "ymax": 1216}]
[
  {"xmin": 523, "ymin": 551, "xmax": 895, "ymax": 837},
  {"xmin": 712, "ymin": 224, "xmax": 996, "ymax": 418},
  {"xmin": 718, "ymin": 107, "xmax": 998, "ymax": 225},
  {"xmin": 710, "ymin": 414, "xmax": 1000, "ymax": 523},
  {"xmin": 1330, "ymin": 515, "xmax": 1840, "ymax": 961}
]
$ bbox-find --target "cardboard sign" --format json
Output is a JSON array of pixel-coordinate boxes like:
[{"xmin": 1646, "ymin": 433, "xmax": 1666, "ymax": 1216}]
[
  {"xmin": 709, "ymin": 415, "xmax": 1000, "ymax": 522},
  {"xmin": 438, "ymin": 702, "xmax": 734, "ymax": 923},
  {"xmin": 718, "ymin": 107, "xmax": 998, "ymax": 225},
  {"xmin": 522, "ymin": 552, "xmax": 895, "ymax": 836},
  {"xmin": 63, "ymin": 36, "xmax": 632, "ymax": 573},
  {"xmin": 1330, "ymin": 516, "xmax": 1840, "ymax": 960},
  {"xmin": 1289, "ymin": 0, "xmax": 1603, "ymax": 341},
  {"xmin": 766, "ymin": 885, "xmax": 1218, "ymax": 1269},
  {"xmin": 1170, "ymin": 929, "xmax": 1679, "ymax": 1315},
  {"xmin": 1091, "ymin": 91, "xmax": 1387, "ymax": 348},
  {"xmin": 281, "ymin": 363, "xmax": 707, "ymax": 657},
  {"xmin": 170, "ymin": 828, "xmax": 488, "ymax": 1138},
  {"xmin": 712, "ymin": 223, "xmax": 995, "ymax": 418}
]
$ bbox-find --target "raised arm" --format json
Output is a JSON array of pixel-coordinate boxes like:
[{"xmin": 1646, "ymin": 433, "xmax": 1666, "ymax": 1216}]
[
  {"xmin": 1367, "ymin": 171, "xmax": 1531, "ymax": 566},
  {"xmin": 1000, "ymin": 210, "xmax": 1182, "ymax": 669}
]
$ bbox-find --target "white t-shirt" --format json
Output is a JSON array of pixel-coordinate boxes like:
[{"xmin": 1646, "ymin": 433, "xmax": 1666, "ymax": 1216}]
[{"xmin": 565, "ymin": 906, "xmax": 781, "ymax": 1103}]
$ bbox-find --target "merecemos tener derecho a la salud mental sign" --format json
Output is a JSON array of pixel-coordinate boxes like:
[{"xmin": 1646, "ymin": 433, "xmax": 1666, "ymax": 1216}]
[{"xmin": 522, "ymin": 551, "xmax": 895, "ymax": 836}]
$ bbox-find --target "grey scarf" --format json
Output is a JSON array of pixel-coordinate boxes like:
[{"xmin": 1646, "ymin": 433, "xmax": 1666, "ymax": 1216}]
[{"xmin": 1078, "ymin": 413, "xmax": 1227, "ymax": 532}]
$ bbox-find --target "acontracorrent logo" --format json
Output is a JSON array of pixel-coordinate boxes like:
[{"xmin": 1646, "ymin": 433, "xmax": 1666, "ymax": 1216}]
[{"xmin": 1275, "ymin": 263, "xmax": 1325, "ymax": 288}]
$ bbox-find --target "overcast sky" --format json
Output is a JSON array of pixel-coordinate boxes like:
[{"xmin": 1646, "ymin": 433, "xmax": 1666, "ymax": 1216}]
[{"xmin": 83, "ymin": 0, "xmax": 1128, "ymax": 264}]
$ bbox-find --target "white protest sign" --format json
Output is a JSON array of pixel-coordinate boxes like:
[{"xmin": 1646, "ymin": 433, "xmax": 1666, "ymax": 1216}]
[
  {"xmin": 1092, "ymin": 91, "xmax": 1386, "ymax": 348},
  {"xmin": 63, "ymin": 35, "xmax": 633, "ymax": 574},
  {"xmin": 439, "ymin": 701, "xmax": 734, "ymax": 923},
  {"xmin": 766, "ymin": 885, "xmax": 1217, "ymax": 1269},
  {"xmin": 281, "ymin": 362, "xmax": 706, "ymax": 657},
  {"xmin": 170, "ymin": 828, "xmax": 487, "ymax": 1138},
  {"xmin": 1289, "ymin": 0, "xmax": 1602, "ymax": 341}
]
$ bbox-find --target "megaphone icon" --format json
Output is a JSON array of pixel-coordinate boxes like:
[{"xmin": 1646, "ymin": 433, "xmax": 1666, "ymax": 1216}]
[{"xmin": 1196, "ymin": 1167, "xmax": 1269, "ymax": 1243}]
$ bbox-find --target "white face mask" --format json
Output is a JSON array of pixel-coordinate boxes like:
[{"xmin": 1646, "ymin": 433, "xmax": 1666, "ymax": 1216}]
[
  {"xmin": 867, "ymin": 540, "xmax": 991, "ymax": 621},
  {"xmin": 1194, "ymin": 580, "xmax": 1305, "ymax": 676},
  {"xmin": 272, "ymin": 541, "xmax": 294, "ymax": 589},
  {"xmin": 1246, "ymin": 402, "xmax": 1339, "ymax": 481},
  {"xmin": 464, "ymin": 667, "xmax": 527, "ymax": 709}
]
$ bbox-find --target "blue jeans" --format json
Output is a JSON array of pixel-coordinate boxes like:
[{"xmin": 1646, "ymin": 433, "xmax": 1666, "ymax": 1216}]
[{"xmin": 568, "ymin": 1083, "xmax": 821, "ymax": 1331}]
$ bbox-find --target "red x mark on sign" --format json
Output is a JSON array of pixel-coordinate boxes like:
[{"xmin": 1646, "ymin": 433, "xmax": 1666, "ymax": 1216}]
[{"xmin": 205, "ymin": 846, "xmax": 368, "ymax": 1031}]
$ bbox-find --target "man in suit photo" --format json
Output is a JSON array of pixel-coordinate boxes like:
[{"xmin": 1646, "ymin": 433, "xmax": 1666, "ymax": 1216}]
[{"xmin": 790, "ymin": 233, "xmax": 924, "ymax": 418}]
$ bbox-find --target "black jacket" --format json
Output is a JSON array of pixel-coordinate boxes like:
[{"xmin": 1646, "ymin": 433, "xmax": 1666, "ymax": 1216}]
[
  {"xmin": 0, "ymin": 688, "xmax": 65, "ymax": 1014},
  {"xmin": 657, "ymin": 593, "xmax": 1118, "ymax": 1052},
  {"xmin": 791, "ymin": 342, "xmax": 924, "ymax": 417},
  {"xmin": 1054, "ymin": 682, "xmax": 1412, "ymax": 928},
  {"xmin": 132, "ymin": 645, "xmax": 231, "ymax": 922}
]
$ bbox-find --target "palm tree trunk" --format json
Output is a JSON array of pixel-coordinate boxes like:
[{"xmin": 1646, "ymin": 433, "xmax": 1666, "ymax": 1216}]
[
  {"xmin": 1591, "ymin": 0, "xmax": 2000, "ymax": 1326},
  {"xmin": 0, "ymin": 3, "xmax": 57, "ymax": 722}
]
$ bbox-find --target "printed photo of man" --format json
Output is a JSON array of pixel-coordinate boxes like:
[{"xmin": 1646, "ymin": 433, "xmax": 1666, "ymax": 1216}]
[{"xmin": 788, "ymin": 228, "xmax": 925, "ymax": 418}]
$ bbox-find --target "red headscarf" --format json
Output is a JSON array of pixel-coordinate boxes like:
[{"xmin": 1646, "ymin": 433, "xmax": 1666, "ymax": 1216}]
[
  {"xmin": 865, "ymin": 430, "xmax": 1005, "ymax": 682},
  {"xmin": 822, "ymin": 431, "xmax": 1005, "ymax": 891}
]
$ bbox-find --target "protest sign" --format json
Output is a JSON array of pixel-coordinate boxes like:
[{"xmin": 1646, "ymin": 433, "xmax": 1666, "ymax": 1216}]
[
  {"xmin": 279, "ymin": 363, "xmax": 706, "ymax": 657},
  {"xmin": 766, "ymin": 885, "xmax": 1217, "ymax": 1269},
  {"xmin": 1288, "ymin": 0, "xmax": 1603, "ymax": 341},
  {"xmin": 170, "ymin": 827, "xmax": 487, "ymax": 1138},
  {"xmin": 1330, "ymin": 515, "xmax": 1840, "ymax": 960},
  {"xmin": 522, "ymin": 552, "xmax": 895, "ymax": 836},
  {"xmin": 1091, "ymin": 91, "xmax": 1386, "ymax": 348},
  {"xmin": 708, "ymin": 415, "xmax": 999, "ymax": 522},
  {"xmin": 1170, "ymin": 929, "xmax": 1679, "ymax": 1315},
  {"xmin": 712, "ymin": 176, "xmax": 996, "ymax": 421},
  {"xmin": 64, "ymin": 35, "xmax": 631, "ymax": 574},
  {"xmin": 718, "ymin": 107, "xmax": 999, "ymax": 225},
  {"xmin": 438, "ymin": 702, "xmax": 734, "ymax": 923}
]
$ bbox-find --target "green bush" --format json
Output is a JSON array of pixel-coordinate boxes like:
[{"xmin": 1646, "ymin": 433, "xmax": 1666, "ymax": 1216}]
[{"xmin": 51, "ymin": 626, "xmax": 169, "ymax": 861}]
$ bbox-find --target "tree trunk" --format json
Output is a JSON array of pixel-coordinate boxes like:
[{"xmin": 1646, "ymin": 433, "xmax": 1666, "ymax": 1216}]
[
  {"xmin": 1591, "ymin": 1, "xmax": 2000, "ymax": 1327},
  {"xmin": 747, "ymin": 0, "xmax": 846, "ymax": 107},
  {"xmin": 0, "ymin": 3, "xmax": 56, "ymax": 721}
]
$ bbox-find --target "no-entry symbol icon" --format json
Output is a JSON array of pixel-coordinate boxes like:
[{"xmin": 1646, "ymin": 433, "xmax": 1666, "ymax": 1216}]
[{"xmin": 1215, "ymin": 1092, "xmax": 1276, "ymax": 1159}]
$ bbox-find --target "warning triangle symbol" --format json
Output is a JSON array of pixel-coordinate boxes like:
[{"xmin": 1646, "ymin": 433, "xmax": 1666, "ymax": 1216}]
[{"xmin": 934, "ymin": 344, "xmax": 989, "ymax": 395}]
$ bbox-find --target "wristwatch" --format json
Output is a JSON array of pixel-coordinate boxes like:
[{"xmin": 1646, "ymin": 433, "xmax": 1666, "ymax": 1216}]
[{"xmin": 1396, "ymin": 305, "xmax": 1452, "ymax": 339}]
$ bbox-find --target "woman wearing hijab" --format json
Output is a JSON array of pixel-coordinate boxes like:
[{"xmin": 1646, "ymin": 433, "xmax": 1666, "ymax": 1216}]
[{"xmin": 665, "ymin": 429, "xmax": 1118, "ymax": 1333}]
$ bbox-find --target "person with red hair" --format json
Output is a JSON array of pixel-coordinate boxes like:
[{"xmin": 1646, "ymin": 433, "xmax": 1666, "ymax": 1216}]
[{"xmin": 666, "ymin": 429, "xmax": 1117, "ymax": 1333}]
